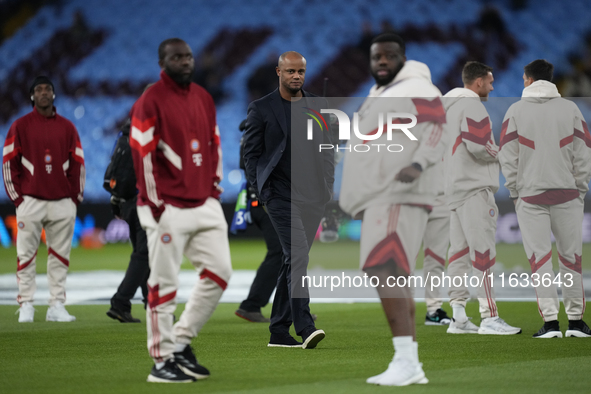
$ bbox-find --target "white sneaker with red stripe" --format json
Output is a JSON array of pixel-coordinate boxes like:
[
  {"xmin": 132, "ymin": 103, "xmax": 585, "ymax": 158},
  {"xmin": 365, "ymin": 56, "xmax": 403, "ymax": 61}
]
[
  {"xmin": 478, "ymin": 316, "xmax": 521, "ymax": 335},
  {"xmin": 46, "ymin": 302, "xmax": 76, "ymax": 322}
]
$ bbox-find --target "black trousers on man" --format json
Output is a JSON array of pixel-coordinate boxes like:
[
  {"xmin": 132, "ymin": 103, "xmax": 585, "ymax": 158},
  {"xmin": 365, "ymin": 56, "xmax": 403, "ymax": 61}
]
[
  {"xmin": 239, "ymin": 204, "xmax": 283, "ymax": 312},
  {"xmin": 265, "ymin": 197, "xmax": 324, "ymax": 337},
  {"xmin": 110, "ymin": 197, "xmax": 150, "ymax": 312}
]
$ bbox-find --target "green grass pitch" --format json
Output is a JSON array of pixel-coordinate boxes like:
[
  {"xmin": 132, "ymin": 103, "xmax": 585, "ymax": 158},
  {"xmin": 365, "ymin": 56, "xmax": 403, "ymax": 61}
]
[
  {"xmin": 0, "ymin": 240, "xmax": 590, "ymax": 393},
  {"xmin": 1, "ymin": 302, "xmax": 589, "ymax": 393}
]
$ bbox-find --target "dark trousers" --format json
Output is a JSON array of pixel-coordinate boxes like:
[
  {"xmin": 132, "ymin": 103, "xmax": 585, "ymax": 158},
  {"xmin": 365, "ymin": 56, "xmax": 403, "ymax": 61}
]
[
  {"xmin": 265, "ymin": 197, "xmax": 325, "ymax": 337},
  {"xmin": 110, "ymin": 197, "xmax": 150, "ymax": 312},
  {"xmin": 239, "ymin": 205, "xmax": 283, "ymax": 312}
]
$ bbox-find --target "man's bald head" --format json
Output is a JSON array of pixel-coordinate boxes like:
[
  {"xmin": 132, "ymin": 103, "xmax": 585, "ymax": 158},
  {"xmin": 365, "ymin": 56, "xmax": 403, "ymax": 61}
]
[
  {"xmin": 278, "ymin": 51, "xmax": 305, "ymax": 67},
  {"xmin": 276, "ymin": 51, "xmax": 306, "ymax": 99}
]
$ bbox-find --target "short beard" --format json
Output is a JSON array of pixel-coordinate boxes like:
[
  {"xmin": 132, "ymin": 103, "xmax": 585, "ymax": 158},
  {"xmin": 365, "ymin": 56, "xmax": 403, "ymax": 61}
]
[
  {"xmin": 371, "ymin": 62, "xmax": 404, "ymax": 87},
  {"xmin": 166, "ymin": 68, "xmax": 193, "ymax": 87}
]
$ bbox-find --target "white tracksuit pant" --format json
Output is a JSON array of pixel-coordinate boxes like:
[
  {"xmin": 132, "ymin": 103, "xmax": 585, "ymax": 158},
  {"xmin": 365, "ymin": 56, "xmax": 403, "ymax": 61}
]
[
  {"xmin": 15, "ymin": 196, "xmax": 76, "ymax": 306},
  {"xmin": 515, "ymin": 197, "xmax": 585, "ymax": 322},
  {"xmin": 137, "ymin": 197, "xmax": 233, "ymax": 363},
  {"xmin": 447, "ymin": 189, "xmax": 498, "ymax": 318},
  {"xmin": 422, "ymin": 201, "xmax": 450, "ymax": 313}
]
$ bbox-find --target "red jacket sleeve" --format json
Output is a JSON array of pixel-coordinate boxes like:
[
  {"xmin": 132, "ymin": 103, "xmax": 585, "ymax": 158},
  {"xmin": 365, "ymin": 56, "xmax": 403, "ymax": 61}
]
[
  {"xmin": 129, "ymin": 95, "xmax": 165, "ymax": 218},
  {"xmin": 2, "ymin": 122, "xmax": 24, "ymax": 207},
  {"xmin": 67, "ymin": 124, "xmax": 85, "ymax": 204},
  {"xmin": 208, "ymin": 96, "xmax": 223, "ymax": 198}
]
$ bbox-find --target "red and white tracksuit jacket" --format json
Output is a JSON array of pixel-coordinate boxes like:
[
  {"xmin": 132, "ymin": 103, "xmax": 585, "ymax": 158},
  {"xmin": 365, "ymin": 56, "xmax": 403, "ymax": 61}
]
[
  {"xmin": 3, "ymin": 106, "xmax": 84, "ymax": 206},
  {"xmin": 499, "ymin": 80, "xmax": 591, "ymax": 321},
  {"xmin": 3, "ymin": 106, "xmax": 84, "ymax": 306},
  {"xmin": 130, "ymin": 70, "xmax": 232, "ymax": 363},
  {"xmin": 442, "ymin": 88, "xmax": 500, "ymax": 318}
]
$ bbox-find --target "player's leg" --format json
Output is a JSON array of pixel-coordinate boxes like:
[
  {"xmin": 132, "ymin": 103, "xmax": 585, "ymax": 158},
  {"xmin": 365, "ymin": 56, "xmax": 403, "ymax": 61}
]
[
  {"xmin": 109, "ymin": 198, "xmax": 149, "ymax": 322},
  {"xmin": 422, "ymin": 202, "xmax": 450, "ymax": 325},
  {"xmin": 172, "ymin": 198, "xmax": 232, "ymax": 378},
  {"xmin": 362, "ymin": 204, "xmax": 429, "ymax": 386},
  {"xmin": 446, "ymin": 208, "xmax": 476, "ymax": 333},
  {"xmin": 237, "ymin": 204, "xmax": 282, "ymax": 322},
  {"xmin": 137, "ymin": 204, "xmax": 193, "ymax": 382},
  {"xmin": 515, "ymin": 199, "xmax": 560, "ymax": 338},
  {"xmin": 550, "ymin": 198, "xmax": 590, "ymax": 337},
  {"xmin": 174, "ymin": 198, "xmax": 232, "ymax": 343},
  {"xmin": 14, "ymin": 196, "xmax": 44, "ymax": 322},
  {"xmin": 461, "ymin": 190, "xmax": 520, "ymax": 334},
  {"xmin": 43, "ymin": 198, "xmax": 77, "ymax": 321}
]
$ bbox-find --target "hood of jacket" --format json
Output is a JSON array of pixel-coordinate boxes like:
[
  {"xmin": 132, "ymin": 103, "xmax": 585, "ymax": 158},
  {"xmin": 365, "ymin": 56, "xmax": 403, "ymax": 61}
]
[
  {"xmin": 522, "ymin": 80, "xmax": 561, "ymax": 103},
  {"xmin": 442, "ymin": 87, "xmax": 480, "ymax": 110},
  {"xmin": 369, "ymin": 60, "xmax": 433, "ymax": 96}
]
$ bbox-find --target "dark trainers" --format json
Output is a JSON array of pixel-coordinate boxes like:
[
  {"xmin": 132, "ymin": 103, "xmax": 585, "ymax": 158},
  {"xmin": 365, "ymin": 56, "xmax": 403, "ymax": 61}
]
[
  {"xmin": 566, "ymin": 320, "xmax": 591, "ymax": 338},
  {"xmin": 147, "ymin": 359, "xmax": 195, "ymax": 383},
  {"xmin": 173, "ymin": 345, "xmax": 210, "ymax": 379},
  {"xmin": 302, "ymin": 329, "xmax": 325, "ymax": 349},
  {"xmin": 107, "ymin": 307, "xmax": 141, "ymax": 323},
  {"xmin": 268, "ymin": 334, "xmax": 303, "ymax": 348},
  {"xmin": 425, "ymin": 308, "xmax": 451, "ymax": 326},
  {"xmin": 533, "ymin": 320, "xmax": 562, "ymax": 338},
  {"xmin": 235, "ymin": 308, "xmax": 270, "ymax": 323}
]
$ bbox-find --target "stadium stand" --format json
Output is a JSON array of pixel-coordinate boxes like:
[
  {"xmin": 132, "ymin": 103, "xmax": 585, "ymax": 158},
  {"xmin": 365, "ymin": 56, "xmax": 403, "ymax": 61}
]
[{"xmin": 1, "ymin": 0, "xmax": 591, "ymax": 202}]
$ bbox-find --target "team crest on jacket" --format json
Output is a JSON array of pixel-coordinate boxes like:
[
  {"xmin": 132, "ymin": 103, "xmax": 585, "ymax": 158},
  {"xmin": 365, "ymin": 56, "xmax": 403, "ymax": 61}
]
[
  {"xmin": 190, "ymin": 139, "xmax": 200, "ymax": 152},
  {"xmin": 18, "ymin": 222, "xmax": 25, "ymax": 229},
  {"xmin": 44, "ymin": 151, "xmax": 52, "ymax": 163},
  {"xmin": 161, "ymin": 233, "xmax": 172, "ymax": 244},
  {"xmin": 489, "ymin": 209, "xmax": 495, "ymax": 217}
]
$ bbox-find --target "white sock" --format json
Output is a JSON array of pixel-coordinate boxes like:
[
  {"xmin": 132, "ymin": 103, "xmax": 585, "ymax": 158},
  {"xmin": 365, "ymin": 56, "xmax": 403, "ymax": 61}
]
[
  {"xmin": 392, "ymin": 336, "xmax": 413, "ymax": 360},
  {"xmin": 155, "ymin": 361, "xmax": 165, "ymax": 369},
  {"xmin": 174, "ymin": 343, "xmax": 187, "ymax": 353},
  {"xmin": 452, "ymin": 305, "xmax": 467, "ymax": 321},
  {"xmin": 411, "ymin": 341, "xmax": 419, "ymax": 363}
]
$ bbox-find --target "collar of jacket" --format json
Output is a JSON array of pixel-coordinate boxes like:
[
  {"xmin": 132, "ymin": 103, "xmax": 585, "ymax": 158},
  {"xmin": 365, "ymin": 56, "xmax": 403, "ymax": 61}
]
[
  {"xmin": 160, "ymin": 70, "xmax": 192, "ymax": 95},
  {"xmin": 32, "ymin": 105, "xmax": 57, "ymax": 120}
]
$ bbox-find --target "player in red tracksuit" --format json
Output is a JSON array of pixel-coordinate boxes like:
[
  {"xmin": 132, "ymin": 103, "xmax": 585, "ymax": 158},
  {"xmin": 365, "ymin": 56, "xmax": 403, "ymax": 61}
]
[
  {"xmin": 130, "ymin": 38, "xmax": 232, "ymax": 383},
  {"xmin": 3, "ymin": 76, "xmax": 84, "ymax": 323}
]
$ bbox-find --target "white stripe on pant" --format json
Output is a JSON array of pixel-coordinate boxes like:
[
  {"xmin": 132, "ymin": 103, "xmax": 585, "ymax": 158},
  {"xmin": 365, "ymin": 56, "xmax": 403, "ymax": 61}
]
[
  {"xmin": 515, "ymin": 197, "xmax": 585, "ymax": 322},
  {"xmin": 447, "ymin": 189, "xmax": 498, "ymax": 318},
  {"xmin": 15, "ymin": 196, "xmax": 76, "ymax": 306},
  {"xmin": 137, "ymin": 197, "xmax": 232, "ymax": 363}
]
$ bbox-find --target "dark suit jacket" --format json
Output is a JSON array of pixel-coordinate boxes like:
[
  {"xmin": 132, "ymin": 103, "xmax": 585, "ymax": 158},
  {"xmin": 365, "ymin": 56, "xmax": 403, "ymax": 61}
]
[{"xmin": 242, "ymin": 89, "xmax": 334, "ymax": 203}]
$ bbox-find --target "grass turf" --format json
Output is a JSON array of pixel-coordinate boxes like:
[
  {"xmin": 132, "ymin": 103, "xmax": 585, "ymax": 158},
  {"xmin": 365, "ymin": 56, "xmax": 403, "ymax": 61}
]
[
  {"xmin": 1, "ymin": 302, "xmax": 589, "ymax": 393},
  {"xmin": 1, "ymin": 240, "xmax": 589, "ymax": 275}
]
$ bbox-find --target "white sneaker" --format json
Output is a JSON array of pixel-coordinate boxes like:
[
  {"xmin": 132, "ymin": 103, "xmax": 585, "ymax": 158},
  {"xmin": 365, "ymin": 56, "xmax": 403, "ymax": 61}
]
[
  {"xmin": 447, "ymin": 318, "xmax": 479, "ymax": 334},
  {"xmin": 478, "ymin": 316, "xmax": 521, "ymax": 335},
  {"xmin": 17, "ymin": 302, "xmax": 35, "ymax": 323},
  {"xmin": 46, "ymin": 302, "xmax": 76, "ymax": 322},
  {"xmin": 367, "ymin": 357, "xmax": 428, "ymax": 386}
]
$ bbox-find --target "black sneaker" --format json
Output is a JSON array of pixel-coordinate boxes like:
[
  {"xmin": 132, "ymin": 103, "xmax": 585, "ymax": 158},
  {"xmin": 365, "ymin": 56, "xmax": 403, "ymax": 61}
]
[
  {"xmin": 302, "ymin": 329, "xmax": 325, "ymax": 349},
  {"xmin": 147, "ymin": 359, "xmax": 195, "ymax": 383},
  {"xmin": 268, "ymin": 334, "xmax": 303, "ymax": 348},
  {"xmin": 566, "ymin": 320, "xmax": 591, "ymax": 338},
  {"xmin": 532, "ymin": 320, "xmax": 562, "ymax": 338},
  {"xmin": 106, "ymin": 307, "xmax": 141, "ymax": 323},
  {"xmin": 173, "ymin": 345, "xmax": 210, "ymax": 379},
  {"xmin": 425, "ymin": 308, "xmax": 451, "ymax": 326},
  {"xmin": 235, "ymin": 309, "xmax": 270, "ymax": 323}
]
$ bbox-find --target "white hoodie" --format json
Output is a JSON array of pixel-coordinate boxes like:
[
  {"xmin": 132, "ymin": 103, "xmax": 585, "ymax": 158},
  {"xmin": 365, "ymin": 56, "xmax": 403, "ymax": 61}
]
[
  {"xmin": 442, "ymin": 87, "xmax": 499, "ymax": 210},
  {"xmin": 498, "ymin": 80, "xmax": 591, "ymax": 204},
  {"xmin": 339, "ymin": 61, "xmax": 447, "ymax": 218}
]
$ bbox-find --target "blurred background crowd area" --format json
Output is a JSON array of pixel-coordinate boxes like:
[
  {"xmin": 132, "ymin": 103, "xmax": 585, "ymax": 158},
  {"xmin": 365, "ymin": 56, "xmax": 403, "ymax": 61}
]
[{"xmin": 1, "ymin": 0, "xmax": 591, "ymax": 203}]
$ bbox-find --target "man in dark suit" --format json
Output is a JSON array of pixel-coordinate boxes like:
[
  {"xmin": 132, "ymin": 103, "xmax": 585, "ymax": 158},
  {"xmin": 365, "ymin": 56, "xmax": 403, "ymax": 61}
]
[{"xmin": 242, "ymin": 51, "xmax": 334, "ymax": 349}]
